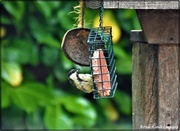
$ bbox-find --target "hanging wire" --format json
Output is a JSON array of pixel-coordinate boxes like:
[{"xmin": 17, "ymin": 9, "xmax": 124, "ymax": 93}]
[{"xmin": 99, "ymin": 0, "xmax": 104, "ymax": 29}]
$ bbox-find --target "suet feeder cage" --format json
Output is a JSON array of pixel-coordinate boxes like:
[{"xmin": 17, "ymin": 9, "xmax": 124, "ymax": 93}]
[
  {"xmin": 87, "ymin": 0, "xmax": 118, "ymax": 99},
  {"xmin": 87, "ymin": 26, "xmax": 118, "ymax": 99}
]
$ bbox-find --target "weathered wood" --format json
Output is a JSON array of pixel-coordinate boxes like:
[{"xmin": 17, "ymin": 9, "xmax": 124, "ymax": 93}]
[
  {"xmin": 136, "ymin": 10, "xmax": 180, "ymax": 44},
  {"xmin": 158, "ymin": 45, "xmax": 180, "ymax": 128},
  {"xmin": 132, "ymin": 31, "xmax": 180, "ymax": 130},
  {"xmin": 132, "ymin": 42, "xmax": 158, "ymax": 129},
  {"xmin": 85, "ymin": 0, "xmax": 179, "ymax": 9}
]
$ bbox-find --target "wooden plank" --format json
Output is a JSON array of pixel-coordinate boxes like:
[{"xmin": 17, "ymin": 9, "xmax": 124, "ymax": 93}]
[
  {"xmin": 85, "ymin": 0, "xmax": 179, "ymax": 9},
  {"xmin": 158, "ymin": 45, "xmax": 180, "ymax": 129},
  {"xmin": 104, "ymin": 0, "xmax": 179, "ymax": 9},
  {"xmin": 132, "ymin": 42, "xmax": 158, "ymax": 129},
  {"xmin": 137, "ymin": 10, "xmax": 180, "ymax": 44}
]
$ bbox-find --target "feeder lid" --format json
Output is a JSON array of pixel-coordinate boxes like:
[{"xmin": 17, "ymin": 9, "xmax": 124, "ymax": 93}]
[{"xmin": 61, "ymin": 28, "xmax": 90, "ymax": 66}]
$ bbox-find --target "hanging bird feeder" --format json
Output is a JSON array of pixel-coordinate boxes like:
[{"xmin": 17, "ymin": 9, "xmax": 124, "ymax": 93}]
[
  {"xmin": 62, "ymin": 1, "xmax": 90, "ymax": 66},
  {"xmin": 87, "ymin": 0, "xmax": 118, "ymax": 99}
]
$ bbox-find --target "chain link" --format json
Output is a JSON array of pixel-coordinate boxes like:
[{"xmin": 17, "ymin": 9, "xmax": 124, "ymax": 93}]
[{"xmin": 99, "ymin": 0, "xmax": 104, "ymax": 29}]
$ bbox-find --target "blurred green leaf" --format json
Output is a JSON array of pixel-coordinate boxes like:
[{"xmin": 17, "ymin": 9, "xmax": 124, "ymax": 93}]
[
  {"xmin": 121, "ymin": 10, "xmax": 135, "ymax": 19},
  {"xmin": 84, "ymin": 8, "xmax": 99, "ymax": 28},
  {"xmin": 34, "ymin": 2, "xmax": 51, "ymax": 18},
  {"xmin": 12, "ymin": 90, "xmax": 38, "ymax": 113},
  {"xmin": 57, "ymin": 10, "xmax": 74, "ymax": 30},
  {"xmin": 1, "ymin": 82, "xmax": 12, "ymax": 108},
  {"xmin": 2, "ymin": 105, "xmax": 26, "ymax": 129},
  {"xmin": 60, "ymin": 51, "xmax": 74, "ymax": 70},
  {"xmin": 1, "ymin": 62, "xmax": 22, "ymax": 86},
  {"xmin": 44, "ymin": 104, "xmax": 73, "ymax": 129},
  {"xmin": 46, "ymin": 75, "xmax": 55, "ymax": 89},
  {"xmin": 42, "ymin": 46, "xmax": 59, "ymax": 67},
  {"xmin": 96, "ymin": 99, "xmax": 113, "ymax": 122},
  {"xmin": 114, "ymin": 45, "xmax": 132, "ymax": 74},
  {"xmin": 2, "ymin": 39, "xmax": 39, "ymax": 65},
  {"xmin": 61, "ymin": 96, "xmax": 97, "ymax": 128},
  {"xmin": 114, "ymin": 91, "xmax": 132, "ymax": 115},
  {"xmin": 12, "ymin": 82, "xmax": 56, "ymax": 113},
  {"xmin": 132, "ymin": 14, "xmax": 142, "ymax": 30},
  {"xmin": 29, "ymin": 17, "xmax": 60, "ymax": 48},
  {"xmin": 34, "ymin": 2, "xmax": 60, "ymax": 18},
  {"xmin": 114, "ymin": 45, "xmax": 128, "ymax": 58},
  {"xmin": 39, "ymin": 34, "xmax": 60, "ymax": 48},
  {"xmin": 53, "ymin": 62, "xmax": 67, "ymax": 82},
  {"xmin": 1, "ymin": 15, "xmax": 12, "ymax": 24},
  {"xmin": 116, "ymin": 57, "xmax": 132, "ymax": 74},
  {"xmin": 117, "ymin": 10, "xmax": 141, "ymax": 32},
  {"xmin": 3, "ymin": 2, "xmax": 25, "ymax": 21},
  {"xmin": 26, "ymin": 110, "xmax": 45, "ymax": 129}
]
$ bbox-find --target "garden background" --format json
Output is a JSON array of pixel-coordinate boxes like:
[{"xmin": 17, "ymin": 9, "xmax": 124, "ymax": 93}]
[{"xmin": 1, "ymin": 1, "xmax": 141, "ymax": 129}]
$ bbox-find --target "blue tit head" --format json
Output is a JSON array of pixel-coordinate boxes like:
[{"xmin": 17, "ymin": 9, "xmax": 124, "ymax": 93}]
[
  {"xmin": 68, "ymin": 69, "xmax": 78, "ymax": 77},
  {"xmin": 68, "ymin": 69, "xmax": 79, "ymax": 86}
]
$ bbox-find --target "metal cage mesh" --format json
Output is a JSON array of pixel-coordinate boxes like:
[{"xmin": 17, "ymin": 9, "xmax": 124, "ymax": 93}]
[{"xmin": 87, "ymin": 26, "xmax": 118, "ymax": 99}]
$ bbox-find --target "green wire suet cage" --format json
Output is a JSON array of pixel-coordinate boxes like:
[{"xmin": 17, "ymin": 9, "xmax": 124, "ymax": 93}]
[
  {"xmin": 87, "ymin": 0, "xmax": 117, "ymax": 99},
  {"xmin": 87, "ymin": 26, "xmax": 118, "ymax": 99}
]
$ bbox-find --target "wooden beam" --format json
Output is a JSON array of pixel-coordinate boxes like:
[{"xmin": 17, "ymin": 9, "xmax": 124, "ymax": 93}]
[
  {"xmin": 85, "ymin": 0, "xmax": 179, "ymax": 9},
  {"xmin": 137, "ymin": 10, "xmax": 180, "ymax": 44}
]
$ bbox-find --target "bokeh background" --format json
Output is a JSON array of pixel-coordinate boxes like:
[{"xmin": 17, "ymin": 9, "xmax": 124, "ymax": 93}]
[{"xmin": 1, "ymin": 1, "xmax": 141, "ymax": 129}]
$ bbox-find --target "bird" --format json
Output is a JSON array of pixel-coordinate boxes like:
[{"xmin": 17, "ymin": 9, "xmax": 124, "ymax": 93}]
[{"xmin": 68, "ymin": 69, "xmax": 93, "ymax": 93}]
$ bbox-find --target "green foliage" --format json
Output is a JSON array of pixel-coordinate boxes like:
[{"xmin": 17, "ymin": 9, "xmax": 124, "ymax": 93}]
[
  {"xmin": 114, "ymin": 91, "xmax": 132, "ymax": 115},
  {"xmin": 44, "ymin": 104, "xmax": 73, "ymax": 129},
  {"xmin": 117, "ymin": 10, "xmax": 141, "ymax": 33},
  {"xmin": 2, "ymin": 39, "xmax": 39, "ymax": 65},
  {"xmin": 1, "ymin": 1, "xmax": 141, "ymax": 130},
  {"xmin": 3, "ymin": 2, "xmax": 25, "ymax": 21},
  {"xmin": 45, "ymin": 94, "xmax": 97, "ymax": 129},
  {"xmin": 114, "ymin": 45, "xmax": 132, "ymax": 74}
]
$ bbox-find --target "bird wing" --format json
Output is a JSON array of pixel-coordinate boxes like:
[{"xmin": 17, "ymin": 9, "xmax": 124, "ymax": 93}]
[
  {"xmin": 78, "ymin": 74, "xmax": 92, "ymax": 82},
  {"xmin": 78, "ymin": 74, "xmax": 93, "ymax": 93}
]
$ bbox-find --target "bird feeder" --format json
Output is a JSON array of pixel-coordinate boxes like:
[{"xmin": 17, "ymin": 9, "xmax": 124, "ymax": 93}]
[{"xmin": 87, "ymin": 0, "xmax": 118, "ymax": 99}]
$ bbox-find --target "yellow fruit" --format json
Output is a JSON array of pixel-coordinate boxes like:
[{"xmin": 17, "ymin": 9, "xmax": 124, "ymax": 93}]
[
  {"xmin": 11, "ymin": 69, "xmax": 23, "ymax": 87},
  {"xmin": 2, "ymin": 62, "xmax": 23, "ymax": 87},
  {"xmin": 106, "ymin": 102, "xmax": 119, "ymax": 121},
  {"xmin": 0, "ymin": 26, "xmax": 6, "ymax": 38},
  {"xmin": 93, "ymin": 10, "xmax": 121, "ymax": 44}
]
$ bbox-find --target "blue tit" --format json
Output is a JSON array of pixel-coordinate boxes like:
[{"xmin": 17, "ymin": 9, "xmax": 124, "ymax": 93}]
[{"xmin": 68, "ymin": 69, "xmax": 93, "ymax": 93}]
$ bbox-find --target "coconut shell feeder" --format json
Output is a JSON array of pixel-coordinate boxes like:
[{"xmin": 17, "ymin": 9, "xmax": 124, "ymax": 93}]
[
  {"xmin": 62, "ymin": 28, "xmax": 90, "ymax": 66},
  {"xmin": 61, "ymin": 1, "xmax": 90, "ymax": 66}
]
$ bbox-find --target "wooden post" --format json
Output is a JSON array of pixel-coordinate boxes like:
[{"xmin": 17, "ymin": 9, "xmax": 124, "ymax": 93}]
[
  {"xmin": 131, "ymin": 34, "xmax": 158, "ymax": 128},
  {"xmin": 131, "ymin": 31, "xmax": 180, "ymax": 130}
]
